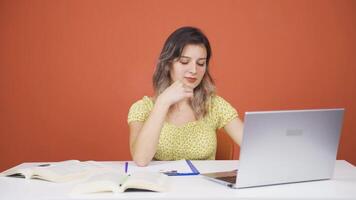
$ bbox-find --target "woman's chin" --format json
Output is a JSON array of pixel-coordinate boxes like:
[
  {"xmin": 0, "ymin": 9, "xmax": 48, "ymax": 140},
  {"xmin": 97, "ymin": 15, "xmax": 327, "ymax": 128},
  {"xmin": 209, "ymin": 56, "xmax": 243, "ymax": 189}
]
[
  {"xmin": 183, "ymin": 81, "xmax": 198, "ymax": 88},
  {"xmin": 189, "ymin": 84, "xmax": 199, "ymax": 89}
]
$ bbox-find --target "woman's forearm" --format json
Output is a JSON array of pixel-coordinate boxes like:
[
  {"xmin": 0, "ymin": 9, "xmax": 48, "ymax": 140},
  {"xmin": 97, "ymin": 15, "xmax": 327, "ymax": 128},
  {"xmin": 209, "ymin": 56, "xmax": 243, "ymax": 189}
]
[{"xmin": 131, "ymin": 100, "xmax": 170, "ymax": 166}]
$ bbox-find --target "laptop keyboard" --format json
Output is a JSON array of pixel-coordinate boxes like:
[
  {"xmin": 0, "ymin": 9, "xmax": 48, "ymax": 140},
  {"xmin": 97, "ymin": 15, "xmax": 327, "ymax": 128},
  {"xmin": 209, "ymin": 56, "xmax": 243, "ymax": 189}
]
[{"xmin": 216, "ymin": 175, "xmax": 237, "ymax": 184}]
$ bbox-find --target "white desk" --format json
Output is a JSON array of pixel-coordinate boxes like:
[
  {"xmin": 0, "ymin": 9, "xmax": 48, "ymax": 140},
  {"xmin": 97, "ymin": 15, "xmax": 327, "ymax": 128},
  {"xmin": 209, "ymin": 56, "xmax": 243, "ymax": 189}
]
[{"xmin": 1, "ymin": 160, "xmax": 355, "ymax": 200}]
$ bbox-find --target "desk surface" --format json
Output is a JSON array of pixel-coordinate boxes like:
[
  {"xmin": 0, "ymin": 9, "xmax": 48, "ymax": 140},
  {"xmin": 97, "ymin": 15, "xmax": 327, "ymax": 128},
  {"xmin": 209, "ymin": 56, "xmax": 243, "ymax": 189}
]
[{"xmin": 1, "ymin": 160, "xmax": 355, "ymax": 200}]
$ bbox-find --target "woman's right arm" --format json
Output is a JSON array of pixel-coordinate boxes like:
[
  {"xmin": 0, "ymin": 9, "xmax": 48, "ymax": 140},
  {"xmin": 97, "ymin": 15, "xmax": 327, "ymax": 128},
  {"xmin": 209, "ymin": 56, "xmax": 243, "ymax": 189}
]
[
  {"xmin": 129, "ymin": 80, "xmax": 193, "ymax": 166},
  {"xmin": 129, "ymin": 100, "xmax": 170, "ymax": 166}
]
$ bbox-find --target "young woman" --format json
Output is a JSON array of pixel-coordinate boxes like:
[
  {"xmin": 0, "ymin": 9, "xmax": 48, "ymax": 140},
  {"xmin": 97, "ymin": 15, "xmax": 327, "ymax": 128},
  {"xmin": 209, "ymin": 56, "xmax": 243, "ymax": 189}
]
[{"xmin": 128, "ymin": 27, "xmax": 244, "ymax": 166}]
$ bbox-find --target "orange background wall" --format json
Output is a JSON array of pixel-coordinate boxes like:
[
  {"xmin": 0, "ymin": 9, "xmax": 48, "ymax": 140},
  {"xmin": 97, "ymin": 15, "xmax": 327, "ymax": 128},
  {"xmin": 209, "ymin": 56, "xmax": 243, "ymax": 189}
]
[{"xmin": 0, "ymin": 0, "xmax": 355, "ymax": 171}]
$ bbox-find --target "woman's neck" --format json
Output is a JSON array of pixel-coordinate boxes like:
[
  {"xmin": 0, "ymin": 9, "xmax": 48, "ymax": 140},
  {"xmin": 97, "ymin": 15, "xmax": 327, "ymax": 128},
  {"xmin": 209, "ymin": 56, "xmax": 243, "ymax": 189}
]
[{"xmin": 174, "ymin": 99, "xmax": 191, "ymax": 110}]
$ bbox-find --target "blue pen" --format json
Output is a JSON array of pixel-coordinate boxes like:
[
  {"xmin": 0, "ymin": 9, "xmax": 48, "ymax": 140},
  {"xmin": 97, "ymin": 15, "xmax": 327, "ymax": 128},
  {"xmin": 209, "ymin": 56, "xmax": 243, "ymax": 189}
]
[
  {"xmin": 124, "ymin": 162, "xmax": 128, "ymax": 174},
  {"xmin": 186, "ymin": 160, "xmax": 199, "ymax": 174},
  {"xmin": 164, "ymin": 172, "xmax": 200, "ymax": 176},
  {"xmin": 163, "ymin": 160, "xmax": 200, "ymax": 176}
]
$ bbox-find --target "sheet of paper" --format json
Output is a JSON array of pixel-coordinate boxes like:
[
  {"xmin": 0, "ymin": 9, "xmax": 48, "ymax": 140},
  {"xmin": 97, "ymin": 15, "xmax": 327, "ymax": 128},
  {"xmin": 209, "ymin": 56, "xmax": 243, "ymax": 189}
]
[
  {"xmin": 127, "ymin": 160, "xmax": 192, "ymax": 174},
  {"xmin": 190, "ymin": 160, "xmax": 238, "ymax": 173}
]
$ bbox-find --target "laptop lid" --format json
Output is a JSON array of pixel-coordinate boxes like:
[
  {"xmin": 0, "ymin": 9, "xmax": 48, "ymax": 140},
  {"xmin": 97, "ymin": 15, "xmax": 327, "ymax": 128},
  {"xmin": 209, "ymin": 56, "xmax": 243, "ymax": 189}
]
[
  {"xmin": 236, "ymin": 108, "xmax": 344, "ymax": 188},
  {"xmin": 202, "ymin": 108, "xmax": 344, "ymax": 189}
]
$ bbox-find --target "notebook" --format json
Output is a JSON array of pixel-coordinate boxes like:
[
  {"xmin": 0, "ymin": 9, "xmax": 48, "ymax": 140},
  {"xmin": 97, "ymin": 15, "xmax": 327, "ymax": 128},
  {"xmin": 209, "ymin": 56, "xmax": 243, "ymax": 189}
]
[{"xmin": 202, "ymin": 108, "xmax": 344, "ymax": 188}]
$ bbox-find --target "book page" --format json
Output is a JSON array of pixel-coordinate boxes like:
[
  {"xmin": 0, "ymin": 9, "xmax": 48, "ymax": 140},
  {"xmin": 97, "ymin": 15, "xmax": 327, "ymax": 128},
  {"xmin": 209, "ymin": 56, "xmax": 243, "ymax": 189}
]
[
  {"xmin": 35, "ymin": 160, "xmax": 84, "ymax": 175},
  {"xmin": 120, "ymin": 171, "xmax": 168, "ymax": 192},
  {"xmin": 1, "ymin": 160, "xmax": 119, "ymax": 182},
  {"xmin": 33, "ymin": 161, "xmax": 81, "ymax": 182},
  {"xmin": 0, "ymin": 167, "xmax": 34, "ymax": 179},
  {"xmin": 71, "ymin": 172, "xmax": 128, "ymax": 194}
]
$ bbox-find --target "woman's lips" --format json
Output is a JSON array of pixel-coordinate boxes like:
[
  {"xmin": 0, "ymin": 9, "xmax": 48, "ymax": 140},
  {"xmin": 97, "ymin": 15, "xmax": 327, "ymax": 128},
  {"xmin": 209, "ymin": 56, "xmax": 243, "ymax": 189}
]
[{"xmin": 185, "ymin": 77, "xmax": 197, "ymax": 83}]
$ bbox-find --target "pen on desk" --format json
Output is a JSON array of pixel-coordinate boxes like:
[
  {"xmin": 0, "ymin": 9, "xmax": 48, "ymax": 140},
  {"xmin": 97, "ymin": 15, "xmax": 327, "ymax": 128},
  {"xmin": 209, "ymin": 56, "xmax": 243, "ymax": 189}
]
[
  {"xmin": 124, "ymin": 162, "xmax": 128, "ymax": 174},
  {"xmin": 162, "ymin": 160, "xmax": 200, "ymax": 176}
]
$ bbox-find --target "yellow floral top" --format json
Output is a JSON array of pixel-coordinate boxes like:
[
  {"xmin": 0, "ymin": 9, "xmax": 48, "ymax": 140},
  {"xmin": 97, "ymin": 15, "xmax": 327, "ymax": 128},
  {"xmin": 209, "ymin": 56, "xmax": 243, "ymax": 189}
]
[{"xmin": 127, "ymin": 95, "xmax": 238, "ymax": 160}]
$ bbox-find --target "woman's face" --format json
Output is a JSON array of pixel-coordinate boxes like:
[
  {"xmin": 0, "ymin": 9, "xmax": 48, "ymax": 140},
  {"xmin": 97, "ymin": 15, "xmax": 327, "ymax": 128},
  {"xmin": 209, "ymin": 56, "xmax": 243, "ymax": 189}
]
[{"xmin": 170, "ymin": 44, "xmax": 207, "ymax": 89}]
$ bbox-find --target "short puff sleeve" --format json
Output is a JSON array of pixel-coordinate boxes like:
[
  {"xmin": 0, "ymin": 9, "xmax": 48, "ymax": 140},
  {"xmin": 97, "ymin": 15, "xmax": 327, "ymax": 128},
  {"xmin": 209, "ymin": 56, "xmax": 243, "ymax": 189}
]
[
  {"xmin": 127, "ymin": 96, "xmax": 153, "ymax": 124},
  {"xmin": 211, "ymin": 96, "xmax": 238, "ymax": 129}
]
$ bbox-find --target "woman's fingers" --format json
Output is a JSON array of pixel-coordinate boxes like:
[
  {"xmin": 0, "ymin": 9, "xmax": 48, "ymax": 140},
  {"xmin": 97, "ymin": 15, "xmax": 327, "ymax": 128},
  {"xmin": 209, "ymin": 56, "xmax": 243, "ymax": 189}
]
[
  {"xmin": 183, "ymin": 86, "xmax": 194, "ymax": 98},
  {"xmin": 164, "ymin": 80, "xmax": 194, "ymax": 101}
]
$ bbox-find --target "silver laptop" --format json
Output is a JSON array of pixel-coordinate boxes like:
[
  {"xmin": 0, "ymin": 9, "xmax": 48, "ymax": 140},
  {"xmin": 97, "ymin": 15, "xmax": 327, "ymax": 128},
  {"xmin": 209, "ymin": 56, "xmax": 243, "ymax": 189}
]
[{"xmin": 203, "ymin": 108, "xmax": 344, "ymax": 188}]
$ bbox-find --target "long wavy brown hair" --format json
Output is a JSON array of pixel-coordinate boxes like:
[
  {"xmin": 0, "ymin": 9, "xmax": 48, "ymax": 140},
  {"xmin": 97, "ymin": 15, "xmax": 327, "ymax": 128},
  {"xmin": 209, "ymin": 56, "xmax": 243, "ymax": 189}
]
[{"xmin": 152, "ymin": 26, "xmax": 215, "ymax": 119}]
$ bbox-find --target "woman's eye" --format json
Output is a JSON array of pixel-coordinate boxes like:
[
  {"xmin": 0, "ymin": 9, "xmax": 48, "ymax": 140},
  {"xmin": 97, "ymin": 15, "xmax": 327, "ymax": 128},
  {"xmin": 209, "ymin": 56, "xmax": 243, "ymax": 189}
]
[
  {"xmin": 180, "ymin": 60, "xmax": 189, "ymax": 65},
  {"xmin": 197, "ymin": 62, "xmax": 205, "ymax": 66}
]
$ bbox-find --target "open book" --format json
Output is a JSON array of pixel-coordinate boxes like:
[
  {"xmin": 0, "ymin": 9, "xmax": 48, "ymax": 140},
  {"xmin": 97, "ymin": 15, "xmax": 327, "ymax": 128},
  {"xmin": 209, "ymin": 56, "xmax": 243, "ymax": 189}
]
[
  {"xmin": 71, "ymin": 171, "xmax": 168, "ymax": 194},
  {"xmin": 0, "ymin": 160, "xmax": 103, "ymax": 183}
]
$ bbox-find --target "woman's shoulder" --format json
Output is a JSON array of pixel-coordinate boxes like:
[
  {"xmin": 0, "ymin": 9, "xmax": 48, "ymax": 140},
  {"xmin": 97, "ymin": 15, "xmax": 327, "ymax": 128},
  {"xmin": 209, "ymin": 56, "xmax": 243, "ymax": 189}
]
[
  {"xmin": 130, "ymin": 96, "xmax": 154, "ymax": 110},
  {"xmin": 209, "ymin": 95, "xmax": 231, "ymax": 106},
  {"xmin": 209, "ymin": 94, "xmax": 237, "ymax": 115},
  {"xmin": 208, "ymin": 94, "xmax": 238, "ymax": 129},
  {"xmin": 137, "ymin": 96, "xmax": 154, "ymax": 104},
  {"xmin": 127, "ymin": 96, "xmax": 154, "ymax": 123}
]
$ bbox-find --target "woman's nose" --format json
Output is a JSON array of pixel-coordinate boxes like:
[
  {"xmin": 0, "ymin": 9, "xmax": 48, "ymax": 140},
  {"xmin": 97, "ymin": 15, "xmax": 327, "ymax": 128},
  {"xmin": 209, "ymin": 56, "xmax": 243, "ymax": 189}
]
[{"xmin": 189, "ymin": 63, "xmax": 197, "ymax": 74}]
